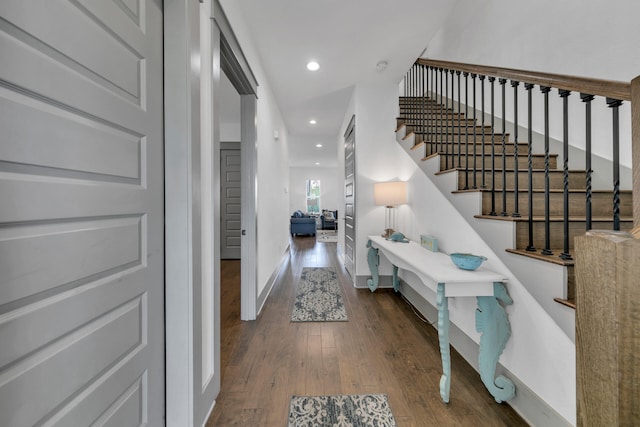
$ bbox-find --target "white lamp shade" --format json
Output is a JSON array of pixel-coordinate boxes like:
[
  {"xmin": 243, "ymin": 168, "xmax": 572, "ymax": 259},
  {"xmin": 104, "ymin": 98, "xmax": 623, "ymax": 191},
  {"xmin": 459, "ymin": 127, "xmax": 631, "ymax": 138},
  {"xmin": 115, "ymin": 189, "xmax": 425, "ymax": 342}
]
[{"xmin": 374, "ymin": 181, "xmax": 407, "ymax": 207}]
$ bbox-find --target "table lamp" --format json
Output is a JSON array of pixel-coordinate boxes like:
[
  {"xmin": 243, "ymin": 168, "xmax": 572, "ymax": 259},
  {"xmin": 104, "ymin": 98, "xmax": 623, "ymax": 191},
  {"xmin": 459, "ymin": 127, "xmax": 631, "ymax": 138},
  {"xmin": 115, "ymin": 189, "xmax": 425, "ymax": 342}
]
[{"xmin": 374, "ymin": 181, "xmax": 407, "ymax": 238}]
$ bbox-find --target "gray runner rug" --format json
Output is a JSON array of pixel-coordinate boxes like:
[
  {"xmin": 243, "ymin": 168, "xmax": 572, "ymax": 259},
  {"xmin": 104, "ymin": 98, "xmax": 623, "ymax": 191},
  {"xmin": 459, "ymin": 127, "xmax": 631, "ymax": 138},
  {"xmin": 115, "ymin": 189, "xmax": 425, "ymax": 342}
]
[
  {"xmin": 288, "ymin": 394, "xmax": 397, "ymax": 426},
  {"xmin": 291, "ymin": 267, "xmax": 347, "ymax": 322}
]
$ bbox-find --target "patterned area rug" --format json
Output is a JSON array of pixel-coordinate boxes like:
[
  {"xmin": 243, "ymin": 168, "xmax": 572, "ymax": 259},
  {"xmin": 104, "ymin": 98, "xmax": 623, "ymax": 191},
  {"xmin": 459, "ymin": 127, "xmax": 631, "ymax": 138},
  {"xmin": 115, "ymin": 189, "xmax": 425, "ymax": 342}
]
[
  {"xmin": 288, "ymin": 394, "xmax": 397, "ymax": 427},
  {"xmin": 317, "ymin": 230, "xmax": 337, "ymax": 243},
  {"xmin": 291, "ymin": 267, "xmax": 347, "ymax": 322}
]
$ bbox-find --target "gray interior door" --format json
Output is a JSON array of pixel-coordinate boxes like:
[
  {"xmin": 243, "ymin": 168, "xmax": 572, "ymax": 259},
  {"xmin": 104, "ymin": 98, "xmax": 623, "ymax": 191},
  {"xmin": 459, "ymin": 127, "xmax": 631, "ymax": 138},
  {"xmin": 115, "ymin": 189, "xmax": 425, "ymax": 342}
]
[
  {"xmin": 344, "ymin": 116, "xmax": 356, "ymax": 278},
  {"xmin": 221, "ymin": 145, "xmax": 241, "ymax": 259},
  {"xmin": 0, "ymin": 1, "xmax": 165, "ymax": 425}
]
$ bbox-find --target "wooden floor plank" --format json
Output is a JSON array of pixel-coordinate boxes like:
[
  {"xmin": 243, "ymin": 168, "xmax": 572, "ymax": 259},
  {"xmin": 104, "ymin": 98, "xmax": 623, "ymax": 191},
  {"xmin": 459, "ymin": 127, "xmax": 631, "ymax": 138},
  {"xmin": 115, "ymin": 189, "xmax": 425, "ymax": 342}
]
[{"xmin": 207, "ymin": 236, "xmax": 527, "ymax": 426}]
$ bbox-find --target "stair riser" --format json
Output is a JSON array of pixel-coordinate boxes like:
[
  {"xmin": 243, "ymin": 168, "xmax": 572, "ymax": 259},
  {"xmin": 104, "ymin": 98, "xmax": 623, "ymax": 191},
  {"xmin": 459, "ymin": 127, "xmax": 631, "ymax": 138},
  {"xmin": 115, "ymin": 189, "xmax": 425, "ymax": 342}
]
[
  {"xmin": 514, "ymin": 220, "xmax": 633, "ymax": 250},
  {"xmin": 455, "ymin": 170, "xmax": 585, "ymax": 190},
  {"xmin": 440, "ymin": 155, "xmax": 557, "ymax": 170},
  {"xmin": 481, "ymin": 192, "xmax": 633, "ymax": 217}
]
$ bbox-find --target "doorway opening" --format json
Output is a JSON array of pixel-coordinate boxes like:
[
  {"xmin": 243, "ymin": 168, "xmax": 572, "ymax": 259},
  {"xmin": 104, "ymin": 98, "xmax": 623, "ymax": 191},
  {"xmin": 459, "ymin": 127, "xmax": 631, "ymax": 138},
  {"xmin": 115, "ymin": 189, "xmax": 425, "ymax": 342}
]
[{"xmin": 214, "ymin": 12, "xmax": 259, "ymax": 320}]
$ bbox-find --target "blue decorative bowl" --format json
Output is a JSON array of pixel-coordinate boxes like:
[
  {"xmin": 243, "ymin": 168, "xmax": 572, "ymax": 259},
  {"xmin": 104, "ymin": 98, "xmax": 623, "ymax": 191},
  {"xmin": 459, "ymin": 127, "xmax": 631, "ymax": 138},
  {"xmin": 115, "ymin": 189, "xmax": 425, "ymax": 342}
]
[{"xmin": 450, "ymin": 253, "xmax": 487, "ymax": 271}]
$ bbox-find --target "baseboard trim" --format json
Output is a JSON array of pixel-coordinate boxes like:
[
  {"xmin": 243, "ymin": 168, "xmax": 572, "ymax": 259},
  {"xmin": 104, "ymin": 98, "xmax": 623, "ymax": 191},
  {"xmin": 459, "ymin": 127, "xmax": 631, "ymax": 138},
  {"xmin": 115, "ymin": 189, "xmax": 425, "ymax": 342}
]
[
  {"xmin": 201, "ymin": 399, "xmax": 216, "ymax": 427},
  {"xmin": 257, "ymin": 245, "xmax": 290, "ymax": 315},
  {"xmin": 355, "ymin": 274, "xmax": 394, "ymax": 289},
  {"xmin": 399, "ymin": 281, "xmax": 572, "ymax": 427}
]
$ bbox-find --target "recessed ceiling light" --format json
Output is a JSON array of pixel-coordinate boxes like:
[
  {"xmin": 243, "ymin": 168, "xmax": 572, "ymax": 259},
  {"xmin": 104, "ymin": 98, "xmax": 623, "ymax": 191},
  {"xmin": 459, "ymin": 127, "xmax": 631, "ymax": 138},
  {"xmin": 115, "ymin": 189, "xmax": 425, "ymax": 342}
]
[
  {"xmin": 315, "ymin": 162, "xmax": 320, "ymax": 165},
  {"xmin": 309, "ymin": 119, "xmax": 317, "ymax": 125},
  {"xmin": 316, "ymin": 144, "xmax": 323, "ymax": 148},
  {"xmin": 306, "ymin": 61, "xmax": 320, "ymax": 71}
]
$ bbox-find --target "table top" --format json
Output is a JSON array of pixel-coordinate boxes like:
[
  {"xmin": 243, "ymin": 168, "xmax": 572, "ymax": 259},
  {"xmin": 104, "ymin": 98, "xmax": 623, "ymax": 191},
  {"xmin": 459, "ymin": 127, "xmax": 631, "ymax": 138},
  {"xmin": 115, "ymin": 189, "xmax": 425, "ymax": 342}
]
[{"xmin": 368, "ymin": 235, "xmax": 507, "ymax": 288}]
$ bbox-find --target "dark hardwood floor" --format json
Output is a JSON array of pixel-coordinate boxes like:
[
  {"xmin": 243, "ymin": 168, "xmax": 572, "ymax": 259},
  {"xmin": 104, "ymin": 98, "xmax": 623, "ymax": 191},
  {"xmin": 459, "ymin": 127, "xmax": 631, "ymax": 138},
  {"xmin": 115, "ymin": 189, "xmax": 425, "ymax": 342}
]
[{"xmin": 207, "ymin": 236, "xmax": 528, "ymax": 426}]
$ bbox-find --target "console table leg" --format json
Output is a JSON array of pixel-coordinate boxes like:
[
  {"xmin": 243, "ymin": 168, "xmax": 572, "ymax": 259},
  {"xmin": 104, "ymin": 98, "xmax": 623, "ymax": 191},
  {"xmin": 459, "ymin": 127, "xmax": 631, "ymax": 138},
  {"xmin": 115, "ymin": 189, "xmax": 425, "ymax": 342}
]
[
  {"xmin": 475, "ymin": 282, "xmax": 516, "ymax": 403},
  {"xmin": 366, "ymin": 239, "xmax": 380, "ymax": 292},
  {"xmin": 392, "ymin": 265, "xmax": 400, "ymax": 292},
  {"xmin": 436, "ymin": 282, "xmax": 451, "ymax": 403}
]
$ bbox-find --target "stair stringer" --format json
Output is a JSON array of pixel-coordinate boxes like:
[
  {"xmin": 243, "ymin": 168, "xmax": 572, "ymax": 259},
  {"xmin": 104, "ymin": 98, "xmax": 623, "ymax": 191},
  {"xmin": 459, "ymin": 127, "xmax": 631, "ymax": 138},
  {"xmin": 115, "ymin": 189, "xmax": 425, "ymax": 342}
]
[{"xmin": 397, "ymin": 126, "xmax": 575, "ymax": 341}]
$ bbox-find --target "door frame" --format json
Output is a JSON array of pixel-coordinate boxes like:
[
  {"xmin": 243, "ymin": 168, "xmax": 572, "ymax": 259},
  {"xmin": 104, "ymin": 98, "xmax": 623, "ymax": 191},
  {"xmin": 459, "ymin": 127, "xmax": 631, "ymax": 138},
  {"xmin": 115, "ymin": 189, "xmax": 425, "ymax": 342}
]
[
  {"xmin": 213, "ymin": 0, "xmax": 259, "ymax": 321},
  {"xmin": 164, "ymin": 0, "xmax": 259, "ymax": 424}
]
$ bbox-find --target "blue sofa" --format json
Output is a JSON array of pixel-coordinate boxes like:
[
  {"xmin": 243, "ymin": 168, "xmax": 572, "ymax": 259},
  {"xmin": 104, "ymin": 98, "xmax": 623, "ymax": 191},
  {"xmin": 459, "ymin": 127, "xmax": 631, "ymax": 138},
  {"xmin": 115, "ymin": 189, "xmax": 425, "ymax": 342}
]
[{"xmin": 290, "ymin": 210, "xmax": 316, "ymax": 236}]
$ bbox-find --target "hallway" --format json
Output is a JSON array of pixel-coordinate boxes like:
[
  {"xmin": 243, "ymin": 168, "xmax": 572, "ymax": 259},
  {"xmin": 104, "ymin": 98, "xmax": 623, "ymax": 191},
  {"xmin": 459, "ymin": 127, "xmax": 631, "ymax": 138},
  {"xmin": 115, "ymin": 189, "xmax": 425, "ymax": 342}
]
[{"xmin": 207, "ymin": 237, "xmax": 527, "ymax": 426}]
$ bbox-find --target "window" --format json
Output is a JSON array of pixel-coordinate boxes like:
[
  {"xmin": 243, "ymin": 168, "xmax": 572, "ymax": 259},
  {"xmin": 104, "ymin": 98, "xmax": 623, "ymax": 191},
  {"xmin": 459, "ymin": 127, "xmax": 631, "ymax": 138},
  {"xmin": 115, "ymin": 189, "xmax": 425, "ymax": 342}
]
[{"xmin": 306, "ymin": 179, "xmax": 321, "ymax": 213}]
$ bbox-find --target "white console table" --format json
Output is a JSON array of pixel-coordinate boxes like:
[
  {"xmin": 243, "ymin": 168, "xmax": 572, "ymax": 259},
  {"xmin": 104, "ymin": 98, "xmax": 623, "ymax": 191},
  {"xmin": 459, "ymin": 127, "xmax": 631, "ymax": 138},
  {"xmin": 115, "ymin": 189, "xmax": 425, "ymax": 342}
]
[{"xmin": 366, "ymin": 236, "xmax": 515, "ymax": 404}]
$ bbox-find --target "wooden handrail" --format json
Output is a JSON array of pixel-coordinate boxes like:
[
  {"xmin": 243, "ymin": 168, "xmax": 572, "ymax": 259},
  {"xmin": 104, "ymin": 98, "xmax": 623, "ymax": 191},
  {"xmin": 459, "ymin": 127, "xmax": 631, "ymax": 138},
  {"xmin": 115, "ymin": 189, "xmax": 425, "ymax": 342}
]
[{"xmin": 417, "ymin": 58, "xmax": 631, "ymax": 101}]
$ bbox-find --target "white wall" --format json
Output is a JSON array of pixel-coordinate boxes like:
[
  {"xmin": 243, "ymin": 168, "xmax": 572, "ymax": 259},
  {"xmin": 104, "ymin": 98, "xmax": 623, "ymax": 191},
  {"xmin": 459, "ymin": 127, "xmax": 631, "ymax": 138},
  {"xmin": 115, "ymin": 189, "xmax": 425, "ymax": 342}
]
[
  {"xmin": 219, "ymin": 1, "xmax": 291, "ymax": 298},
  {"xmin": 289, "ymin": 166, "xmax": 340, "ymax": 214},
  {"xmin": 220, "ymin": 122, "xmax": 240, "ymax": 141},
  {"xmin": 351, "ymin": 81, "xmax": 416, "ymax": 278},
  {"xmin": 427, "ymin": 0, "xmax": 640, "ymax": 82}
]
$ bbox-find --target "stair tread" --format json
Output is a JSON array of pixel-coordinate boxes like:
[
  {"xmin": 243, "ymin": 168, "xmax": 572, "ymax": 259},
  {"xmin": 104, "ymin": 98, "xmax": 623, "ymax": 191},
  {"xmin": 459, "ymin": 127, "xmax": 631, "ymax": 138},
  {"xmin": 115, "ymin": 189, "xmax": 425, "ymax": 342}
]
[
  {"xmin": 453, "ymin": 188, "xmax": 631, "ymax": 194},
  {"xmin": 475, "ymin": 214, "xmax": 633, "ymax": 222},
  {"xmin": 421, "ymin": 151, "xmax": 557, "ymax": 159},
  {"xmin": 420, "ymin": 141, "xmax": 528, "ymax": 148},
  {"xmin": 435, "ymin": 167, "xmax": 584, "ymax": 175},
  {"xmin": 402, "ymin": 129, "xmax": 510, "ymax": 137},
  {"xmin": 506, "ymin": 248, "xmax": 576, "ymax": 266},
  {"xmin": 554, "ymin": 298, "xmax": 576, "ymax": 309}
]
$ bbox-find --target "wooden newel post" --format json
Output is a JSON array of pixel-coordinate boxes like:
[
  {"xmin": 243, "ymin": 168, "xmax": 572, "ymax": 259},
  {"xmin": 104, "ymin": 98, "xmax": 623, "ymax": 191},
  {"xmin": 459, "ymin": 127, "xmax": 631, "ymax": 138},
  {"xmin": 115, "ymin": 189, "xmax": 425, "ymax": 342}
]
[
  {"xmin": 575, "ymin": 230, "xmax": 640, "ymax": 426},
  {"xmin": 632, "ymin": 75, "xmax": 640, "ymax": 231}
]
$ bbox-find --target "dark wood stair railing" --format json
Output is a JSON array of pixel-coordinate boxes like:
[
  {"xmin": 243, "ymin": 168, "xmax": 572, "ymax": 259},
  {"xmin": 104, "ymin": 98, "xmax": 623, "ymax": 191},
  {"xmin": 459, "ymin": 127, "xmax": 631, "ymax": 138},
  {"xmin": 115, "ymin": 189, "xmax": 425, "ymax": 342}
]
[{"xmin": 397, "ymin": 59, "xmax": 638, "ymax": 309}]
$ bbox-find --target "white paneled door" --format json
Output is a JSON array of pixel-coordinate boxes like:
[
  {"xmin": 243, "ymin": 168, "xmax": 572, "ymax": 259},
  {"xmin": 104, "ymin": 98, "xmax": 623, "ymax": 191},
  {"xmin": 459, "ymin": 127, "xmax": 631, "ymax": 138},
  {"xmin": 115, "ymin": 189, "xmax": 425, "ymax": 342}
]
[{"xmin": 0, "ymin": 1, "xmax": 165, "ymax": 425}]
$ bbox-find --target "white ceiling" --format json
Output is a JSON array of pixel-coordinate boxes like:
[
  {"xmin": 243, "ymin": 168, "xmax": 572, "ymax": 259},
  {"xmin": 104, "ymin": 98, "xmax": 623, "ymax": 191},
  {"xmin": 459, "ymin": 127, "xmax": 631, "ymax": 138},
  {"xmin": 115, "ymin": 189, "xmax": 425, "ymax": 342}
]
[{"xmin": 225, "ymin": 0, "xmax": 457, "ymax": 167}]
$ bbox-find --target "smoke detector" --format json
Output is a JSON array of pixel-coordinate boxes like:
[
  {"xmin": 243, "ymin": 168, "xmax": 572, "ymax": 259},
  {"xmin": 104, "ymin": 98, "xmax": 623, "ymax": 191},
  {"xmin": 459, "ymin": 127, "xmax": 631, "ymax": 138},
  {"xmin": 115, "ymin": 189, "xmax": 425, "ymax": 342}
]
[{"xmin": 376, "ymin": 60, "xmax": 388, "ymax": 72}]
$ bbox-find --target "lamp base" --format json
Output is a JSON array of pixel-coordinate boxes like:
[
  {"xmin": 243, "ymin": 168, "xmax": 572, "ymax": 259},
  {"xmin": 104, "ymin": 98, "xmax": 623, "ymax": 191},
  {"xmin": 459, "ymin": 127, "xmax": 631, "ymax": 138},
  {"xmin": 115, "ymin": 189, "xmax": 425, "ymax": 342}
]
[{"xmin": 381, "ymin": 228, "xmax": 395, "ymax": 239}]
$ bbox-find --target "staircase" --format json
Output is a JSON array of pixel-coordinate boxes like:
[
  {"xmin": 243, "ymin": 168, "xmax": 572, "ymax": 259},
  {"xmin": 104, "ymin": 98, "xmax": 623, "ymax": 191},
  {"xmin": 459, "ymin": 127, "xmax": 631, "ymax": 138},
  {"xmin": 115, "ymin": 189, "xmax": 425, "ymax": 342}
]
[{"xmin": 395, "ymin": 74, "xmax": 633, "ymax": 321}]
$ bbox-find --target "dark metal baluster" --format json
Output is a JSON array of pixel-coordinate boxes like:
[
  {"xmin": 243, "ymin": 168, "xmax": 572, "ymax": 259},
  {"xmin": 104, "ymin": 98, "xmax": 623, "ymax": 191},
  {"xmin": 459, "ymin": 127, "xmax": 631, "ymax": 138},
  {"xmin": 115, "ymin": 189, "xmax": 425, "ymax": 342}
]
[
  {"xmin": 450, "ymin": 69, "xmax": 455, "ymax": 169},
  {"xmin": 472, "ymin": 74, "xmax": 478, "ymax": 188},
  {"xmin": 525, "ymin": 83, "xmax": 535, "ymax": 251},
  {"xmin": 581, "ymin": 93, "xmax": 594, "ymax": 231},
  {"xmin": 409, "ymin": 66, "xmax": 412, "ymax": 125},
  {"xmin": 607, "ymin": 98, "xmax": 623, "ymax": 231},
  {"xmin": 408, "ymin": 66, "xmax": 412, "ymax": 128},
  {"xmin": 489, "ymin": 77, "xmax": 497, "ymax": 215},
  {"xmin": 559, "ymin": 89, "xmax": 572, "ymax": 260},
  {"xmin": 439, "ymin": 68, "xmax": 444, "ymax": 157},
  {"xmin": 500, "ymin": 79, "xmax": 508, "ymax": 216},
  {"xmin": 420, "ymin": 65, "xmax": 424, "ymax": 145},
  {"xmin": 444, "ymin": 69, "xmax": 449, "ymax": 169},
  {"xmin": 411, "ymin": 65, "xmax": 419, "ymax": 133},
  {"xmin": 540, "ymin": 86, "xmax": 553, "ymax": 255},
  {"xmin": 480, "ymin": 75, "xmax": 486, "ymax": 188},
  {"xmin": 430, "ymin": 66, "xmax": 435, "ymax": 155},
  {"xmin": 407, "ymin": 67, "xmax": 411, "ymax": 127},
  {"xmin": 405, "ymin": 69, "xmax": 408, "ymax": 98},
  {"xmin": 464, "ymin": 72, "xmax": 470, "ymax": 189},
  {"xmin": 432, "ymin": 68, "xmax": 437, "ymax": 155},
  {"xmin": 406, "ymin": 67, "xmax": 409, "ymax": 131},
  {"xmin": 416, "ymin": 65, "xmax": 419, "ymax": 128},
  {"xmin": 511, "ymin": 81, "xmax": 521, "ymax": 217},
  {"xmin": 456, "ymin": 71, "xmax": 462, "ymax": 169}
]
